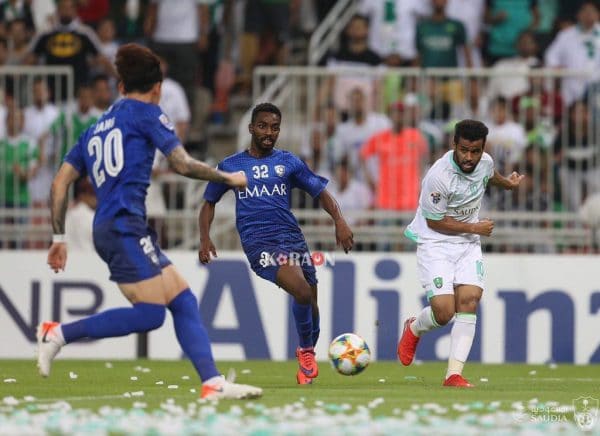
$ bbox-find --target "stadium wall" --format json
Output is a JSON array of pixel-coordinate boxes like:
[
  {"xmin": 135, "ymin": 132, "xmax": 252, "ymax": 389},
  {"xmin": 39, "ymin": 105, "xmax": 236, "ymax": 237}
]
[{"xmin": 1, "ymin": 252, "xmax": 597, "ymax": 364}]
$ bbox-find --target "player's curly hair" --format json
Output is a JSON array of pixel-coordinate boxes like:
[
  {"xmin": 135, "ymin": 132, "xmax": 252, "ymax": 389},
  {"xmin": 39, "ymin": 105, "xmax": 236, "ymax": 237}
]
[
  {"xmin": 454, "ymin": 119, "xmax": 488, "ymax": 148},
  {"xmin": 115, "ymin": 43, "xmax": 163, "ymax": 94},
  {"xmin": 251, "ymin": 103, "xmax": 281, "ymax": 123}
]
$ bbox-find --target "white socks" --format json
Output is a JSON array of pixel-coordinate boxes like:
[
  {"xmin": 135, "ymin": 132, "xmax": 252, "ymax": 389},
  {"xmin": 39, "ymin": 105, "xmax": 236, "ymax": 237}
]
[
  {"xmin": 410, "ymin": 306, "xmax": 440, "ymax": 336},
  {"xmin": 53, "ymin": 325, "xmax": 66, "ymax": 346},
  {"xmin": 446, "ymin": 313, "xmax": 476, "ymax": 379}
]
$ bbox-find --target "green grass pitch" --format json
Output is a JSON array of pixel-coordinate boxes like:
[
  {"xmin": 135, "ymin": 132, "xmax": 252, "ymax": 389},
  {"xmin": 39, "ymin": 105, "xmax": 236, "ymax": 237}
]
[{"xmin": 1, "ymin": 359, "xmax": 598, "ymax": 434}]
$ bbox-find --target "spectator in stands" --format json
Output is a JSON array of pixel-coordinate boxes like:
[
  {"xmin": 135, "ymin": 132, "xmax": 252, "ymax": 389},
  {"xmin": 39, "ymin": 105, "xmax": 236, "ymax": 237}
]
[
  {"xmin": 0, "ymin": 104, "xmax": 38, "ymax": 208},
  {"xmin": 488, "ymin": 31, "xmax": 540, "ymax": 100},
  {"xmin": 6, "ymin": 18, "xmax": 31, "ymax": 65},
  {"xmin": 518, "ymin": 97, "xmax": 556, "ymax": 152},
  {"xmin": 158, "ymin": 59, "xmax": 191, "ymax": 144},
  {"xmin": 331, "ymin": 87, "xmax": 391, "ymax": 180},
  {"xmin": 238, "ymin": 0, "xmax": 298, "ymax": 93},
  {"xmin": 327, "ymin": 156, "xmax": 372, "ymax": 226},
  {"xmin": 91, "ymin": 74, "xmax": 113, "ymax": 111},
  {"xmin": 322, "ymin": 14, "xmax": 382, "ymax": 116},
  {"xmin": 451, "ymin": 78, "xmax": 490, "ymax": 121},
  {"xmin": 96, "ymin": 17, "xmax": 118, "ymax": 64},
  {"xmin": 554, "ymin": 100, "xmax": 600, "ymax": 211},
  {"xmin": 24, "ymin": 78, "xmax": 59, "ymax": 224},
  {"xmin": 415, "ymin": 0, "xmax": 472, "ymax": 68},
  {"xmin": 446, "ymin": 0, "xmax": 486, "ymax": 67},
  {"xmin": 358, "ymin": 0, "xmax": 431, "ymax": 66},
  {"xmin": 511, "ymin": 64, "xmax": 564, "ymax": 124},
  {"xmin": 0, "ymin": 36, "xmax": 7, "ymax": 66},
  {"xmin": 76, "ymin": 0, "xmax": 109, "ymax": 28},
  {"xmin": 50, "ymin": 83, "xmax": 101, "ymax": 161},
  {"xmin": 486, "ymin": 97, "xmax": 528, "ymax": 175},
  {"xmin": 545, "ymin": 1, "xmax": 600, "ymax": 106},
  {"xmin": 360, "ymin": 101, "xmax": 428, "ymax": 211},
  {"xmin": 0, "ymin": 104, "xmax": 38, "ymax": 248},
  {"xmin": 144, "ymin": 0, "xmax": 210, "ymax": 109},
  {"xmin": 30, "ymin": 0, "xmax": 56, "ymax": 33},
  {"xmin": 301, "ymin": 103, "xmax": 339, "ymax": 177},
  {"xmin": 65, "ymin": 176, "xmax": 96, "ymax": 251},
  {"xmin": 0, "ymin": 0, "xmax": 34, "ymax": 35},
  {"xmin": 484, "ymin": 0, "xmax": 539, "ymax": 64},
  {"xmin": 27, "ymin": 0, "xmax": 113, "ymax": 94}
]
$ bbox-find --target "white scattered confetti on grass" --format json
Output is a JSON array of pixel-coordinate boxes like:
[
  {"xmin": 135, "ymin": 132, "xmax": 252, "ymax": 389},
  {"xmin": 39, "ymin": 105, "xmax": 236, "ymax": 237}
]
[
  {"xmin": 480, "ymin": 378, "xmax": 488, "ymax": 382},
  {"xmin": 528, "ymin": 370, "xmax": 537, "ymax": 376},
  {"xmin": 378, "ymin": 378, "xmax": 386, "ymax": 383},
  {"xmin": 167, "ymin": 385, "xmax": 179, "ymax": 390},
  {"xmin": 105, "ymin": 362, "xmax": 113, "ymax": 368},
  {"xmin": 130, "ymin": 376, "xmax": 138, "ymax": 381},
  {"xmin": 190, "ymin": 389, "xmax": 196, "ymax": 394},
  {"xmin": 181, "ymin": 376, "xmax": 190, "ymax": 380},
  {"xmin": 3, "ymin": 378, "xmax": 16, "ymax": 383},
  {"xmin": 69, "ymin": 372, "xmax": 78, "ymax": 380},
  {"xmin": 141, "ymin": 368, "xmax": 151, "ymax": 373},
  {"xmin": 241, "ymin": 369, "xmax": 252, "ymax": 375},
  {"xmin": 155, "ymin": 381, "xmax": 164, "ymax": 385},
  {"xmin": 131, "ymin": 391, "xmax": 144, "ymax": 397},
  {"xmin": 0, "ymin": 398, "xmax": 586, "ymax": 435},
  {"xmin": 23, "ymin": 396, "xmax": 35, "ymax": 402}
]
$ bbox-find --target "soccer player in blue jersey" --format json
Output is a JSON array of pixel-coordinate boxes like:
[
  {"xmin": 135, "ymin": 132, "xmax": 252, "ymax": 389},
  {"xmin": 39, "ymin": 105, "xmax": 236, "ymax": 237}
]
[
  {"xmin": 38, "ymin": 43, "xmax": 262, "ymax": 400},
  {"xmin": 199, "ymin": 103, "xmax": 354, "ymax": 385}
]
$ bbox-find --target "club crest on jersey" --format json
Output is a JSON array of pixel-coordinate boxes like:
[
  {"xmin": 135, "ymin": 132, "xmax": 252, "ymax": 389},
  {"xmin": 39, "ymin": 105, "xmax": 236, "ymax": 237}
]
[
  {"xmin": 274, "ymin": 165, "xmax": 286, "ymax": 177},
  {"xmin": 159, "ymin": 113, "xmax": 174, "ymax": 131},
  {"xmin": 431, "ymin": 192, "xmax": 441, "ymax": 204}
]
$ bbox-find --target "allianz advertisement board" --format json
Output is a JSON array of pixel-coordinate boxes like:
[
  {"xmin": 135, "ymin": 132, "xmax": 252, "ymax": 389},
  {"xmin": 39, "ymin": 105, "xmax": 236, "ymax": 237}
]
[{"xmin": 0, "ymin": 251, "xmax": 597, "ymax": 364}]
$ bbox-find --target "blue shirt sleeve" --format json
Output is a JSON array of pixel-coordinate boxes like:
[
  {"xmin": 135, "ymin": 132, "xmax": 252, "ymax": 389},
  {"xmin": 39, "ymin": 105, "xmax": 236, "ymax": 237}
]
[
  {"xmin": 63, "ymin": 138, "xmax": 87, "ymax": 176},
  {"xmin": 290, "ymin": 154, "xmax": 328, "ymax": 198},
  {"xmin": 203, "ymin": 162, "xmax": 230, "ymax": 203},
  {"xmin": 140, "ymin": 106, "xmax": 180, "ymax": 156}
]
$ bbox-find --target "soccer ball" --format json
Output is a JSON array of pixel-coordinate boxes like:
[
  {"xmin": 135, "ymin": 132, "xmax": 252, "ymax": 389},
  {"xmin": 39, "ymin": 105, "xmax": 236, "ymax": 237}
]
[{"xmin": 328, "ymin": 333, "xmax": 371, "ymax": 376}]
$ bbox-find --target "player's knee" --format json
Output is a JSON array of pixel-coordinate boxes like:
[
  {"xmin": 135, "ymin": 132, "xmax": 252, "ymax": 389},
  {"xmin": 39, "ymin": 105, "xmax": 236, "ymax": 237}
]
[
  {"xmin": 293, "ymin": 284, "xmax": 312, "ymax": 305},
  {"xmin": 432, "ymin": 308, "xmax": 454, "ymax": 326},
  {"xmin": 135, "ymin": 303, "xmax": 166, "ymax": 331}
]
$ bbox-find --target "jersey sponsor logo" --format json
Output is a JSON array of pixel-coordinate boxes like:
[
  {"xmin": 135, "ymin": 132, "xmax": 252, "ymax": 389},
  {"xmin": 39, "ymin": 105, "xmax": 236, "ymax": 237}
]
[
  {"xmin": 237, "ymin": 183, "xmax": 287, "ymax": 199},
  {"xmin": 159, "ymin": 114, "xmax": 174, "ymax": 131},
  {"xmin": 430, "ymin": 192, "xmax": 441, "ymax": 204},
  {"xmin": 274, "ymin": 165, "xmax": 285, "ymax": 177},
  {"xmin": 259, "ymin": 250, "xmax": 334, "ymax": 268},
  {"xmin": 452, "ymin": 205, "xmax": 480, "ymax": 216}
]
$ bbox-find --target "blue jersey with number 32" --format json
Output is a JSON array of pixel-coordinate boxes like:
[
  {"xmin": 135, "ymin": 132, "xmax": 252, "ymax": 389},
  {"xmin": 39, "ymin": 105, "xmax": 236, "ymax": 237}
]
[
  {"xmin": 64, "ymin": 98, "xmax": 179, "ymax": 225},
  {"xmin": 203, "ymin": 149, "xmax": 328, "ymax": 249}
]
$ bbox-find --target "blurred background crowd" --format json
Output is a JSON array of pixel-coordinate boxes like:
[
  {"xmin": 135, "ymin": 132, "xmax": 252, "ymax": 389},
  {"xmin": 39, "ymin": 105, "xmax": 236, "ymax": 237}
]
[{"xmin": 1, "ymin": 0, "xmax": 600, "ymax": 253}]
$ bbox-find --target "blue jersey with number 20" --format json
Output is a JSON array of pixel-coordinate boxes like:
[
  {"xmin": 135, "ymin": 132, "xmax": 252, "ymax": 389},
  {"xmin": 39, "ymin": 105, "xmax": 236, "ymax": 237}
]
[{"xmin": 64, "ymin": 98, "xmax": 179, "ymax": 226}]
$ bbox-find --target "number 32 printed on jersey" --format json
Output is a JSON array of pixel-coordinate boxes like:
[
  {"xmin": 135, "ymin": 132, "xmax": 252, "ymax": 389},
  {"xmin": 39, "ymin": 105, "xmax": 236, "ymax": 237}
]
[{"xmin": 87, "ymin": 128, "xmax": 124, "ymax": 187}]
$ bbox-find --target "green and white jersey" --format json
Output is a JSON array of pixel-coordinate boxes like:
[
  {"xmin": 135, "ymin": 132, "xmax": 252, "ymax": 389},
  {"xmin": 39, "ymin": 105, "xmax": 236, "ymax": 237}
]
[{"xmin": 405, "ymin": 150, "xmax": 494, "ymax": 244}]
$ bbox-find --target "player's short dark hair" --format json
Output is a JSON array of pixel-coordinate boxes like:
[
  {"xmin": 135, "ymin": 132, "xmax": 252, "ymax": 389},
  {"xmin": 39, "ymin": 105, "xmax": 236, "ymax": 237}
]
[
  {"xmin": 251, "ymin": 103, "xmax": 281, "ymax": 123},
  {"xmin": 453, "ymin": 119, "xmax": 489, "ymax": 148},
  {"xmin": 115, "ymin": 43, "xmax": 163, "ymax": 94}
]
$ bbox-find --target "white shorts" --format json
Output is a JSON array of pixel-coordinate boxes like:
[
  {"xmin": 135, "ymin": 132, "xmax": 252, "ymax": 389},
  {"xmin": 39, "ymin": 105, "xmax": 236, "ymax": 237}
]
[{"xmin": 416, "ymin": 241, "xmax": 484, "ymax": 301}]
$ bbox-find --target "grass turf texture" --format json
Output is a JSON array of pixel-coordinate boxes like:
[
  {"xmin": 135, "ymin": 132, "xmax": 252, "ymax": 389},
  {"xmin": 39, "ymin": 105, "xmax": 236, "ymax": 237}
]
[{"xmin": 1, "ymin": 359, "xmax": 597, "ymax": 413}]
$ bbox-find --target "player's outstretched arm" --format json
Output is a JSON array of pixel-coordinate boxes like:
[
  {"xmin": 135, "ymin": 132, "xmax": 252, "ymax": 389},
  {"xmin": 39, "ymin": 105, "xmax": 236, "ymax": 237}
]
[
  {"xmin": 489, "ymin": 170, "xmax": 525, "ymax": 191},
  {"xmin": 48, "ymin": 162, "xmax": 80, "ymax": 273},
  {"xmin": 198, "ymin": 200, "xmax": 218, "ymax": 264},
  {"xmin": 426, "ymin": 216, "xmax": 494, "ymax": 237},
  {"xmin": 318, "ymin": 189, "xmax": 354, "ymax": 253},
  {"xmin": 167, "ymin": 145, "xmax": 247, "ymax": 188}
]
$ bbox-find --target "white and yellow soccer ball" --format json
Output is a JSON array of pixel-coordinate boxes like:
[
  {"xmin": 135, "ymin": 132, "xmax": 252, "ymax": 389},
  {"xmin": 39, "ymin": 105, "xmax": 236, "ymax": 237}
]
[{"xmin": 328, "ymin": 333, "xmax": 371, "ymax": 376}]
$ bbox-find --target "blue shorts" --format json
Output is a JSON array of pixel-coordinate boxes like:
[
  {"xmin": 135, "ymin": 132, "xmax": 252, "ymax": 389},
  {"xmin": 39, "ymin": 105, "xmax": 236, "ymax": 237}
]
[
  {"xmin": 93, "ymin": 215, "xmax": 171, "ymax": 283},
  {"xmin": 245, "ymin": 242, "xmax": 318, "ymax": 287}
]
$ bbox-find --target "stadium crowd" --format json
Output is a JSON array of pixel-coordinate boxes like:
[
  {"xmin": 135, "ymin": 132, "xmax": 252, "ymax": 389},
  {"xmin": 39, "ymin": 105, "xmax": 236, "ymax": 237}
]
[{"xmin": 0, "ymin": 0, "xmax": 599, "ymax": 250}]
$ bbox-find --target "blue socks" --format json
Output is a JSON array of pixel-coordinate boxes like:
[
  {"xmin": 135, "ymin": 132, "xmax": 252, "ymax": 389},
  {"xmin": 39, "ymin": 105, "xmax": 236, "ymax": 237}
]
[
  {"xmin": 62, "ymin": 303, "xmax": 166, "ymax": 343},
  {"xmin": 312, "ymin": 313, "xmax": 320, "ymax": 347},
  {"xmin": 168, "ymin": 290, "xmax": 220, "ymax": 381},
  {"xmin": 292, "ymin": 301, "xmax": 313, "ymax": 349}
]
